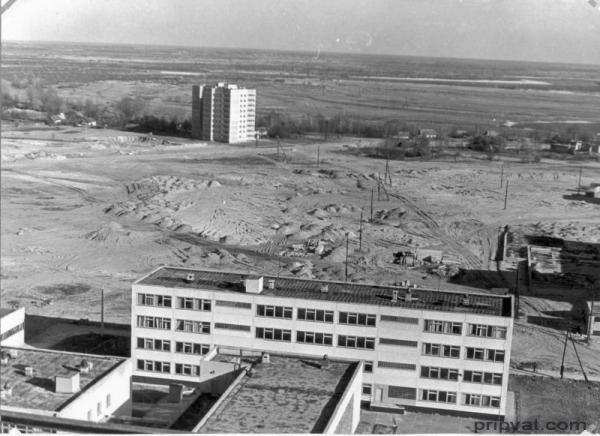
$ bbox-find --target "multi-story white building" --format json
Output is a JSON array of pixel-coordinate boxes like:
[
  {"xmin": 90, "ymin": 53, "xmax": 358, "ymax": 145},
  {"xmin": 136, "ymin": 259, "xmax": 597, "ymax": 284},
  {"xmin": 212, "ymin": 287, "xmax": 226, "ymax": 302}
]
[
  {"xmin": 131, "ymin": 267, "xmax": 514, "ymax": 418},
  {"xmin": 191, "ymin": 83, "xmax": 256, "ymax": 144}
]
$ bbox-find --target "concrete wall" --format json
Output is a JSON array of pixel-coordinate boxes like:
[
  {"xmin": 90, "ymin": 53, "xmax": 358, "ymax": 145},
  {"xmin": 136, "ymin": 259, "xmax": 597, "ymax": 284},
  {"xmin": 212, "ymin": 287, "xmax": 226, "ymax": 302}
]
[
  {"xmin": 0, "ymin": 308, "xmax": 25, "ymax": 347},
  {"xmin": 324, "ymin": 361, "xmax": 363, "ymax": 434},
  {"xmin": 58, "ymin": 359, "xmax": 132, "ymax": 422}
]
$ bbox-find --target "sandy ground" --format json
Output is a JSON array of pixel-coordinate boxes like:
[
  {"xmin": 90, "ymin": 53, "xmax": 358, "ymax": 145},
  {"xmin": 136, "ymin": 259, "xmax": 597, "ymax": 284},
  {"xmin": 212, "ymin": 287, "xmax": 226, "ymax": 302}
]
[{"xmin": 2, "ymin": 123, "xmax": 600, "ymax": 379}]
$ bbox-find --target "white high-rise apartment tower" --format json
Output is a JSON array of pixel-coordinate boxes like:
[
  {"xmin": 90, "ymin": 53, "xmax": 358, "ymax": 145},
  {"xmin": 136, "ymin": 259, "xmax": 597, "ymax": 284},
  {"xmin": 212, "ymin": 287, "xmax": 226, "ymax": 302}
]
[{"xmin": 191, "ymin": 83, "xmax": 256, "ymax": 144}]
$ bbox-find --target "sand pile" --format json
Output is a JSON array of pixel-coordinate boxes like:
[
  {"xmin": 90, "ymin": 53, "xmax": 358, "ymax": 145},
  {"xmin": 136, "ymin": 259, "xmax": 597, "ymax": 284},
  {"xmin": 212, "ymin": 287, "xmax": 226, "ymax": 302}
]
[
  {"xmin": 372, "ymin": 208, "xmax": 407, "ymax": 226},
  {"xmin": 84, "ymin": 222, "xmax": 140, "ymax": 244}
]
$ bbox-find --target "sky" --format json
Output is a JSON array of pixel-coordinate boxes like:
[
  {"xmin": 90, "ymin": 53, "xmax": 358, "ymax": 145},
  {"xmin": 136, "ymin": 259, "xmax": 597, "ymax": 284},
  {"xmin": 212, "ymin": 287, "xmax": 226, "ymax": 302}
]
[{"xmin": 2, "ymin": 0, "xmax": 600, "ymax": 65}]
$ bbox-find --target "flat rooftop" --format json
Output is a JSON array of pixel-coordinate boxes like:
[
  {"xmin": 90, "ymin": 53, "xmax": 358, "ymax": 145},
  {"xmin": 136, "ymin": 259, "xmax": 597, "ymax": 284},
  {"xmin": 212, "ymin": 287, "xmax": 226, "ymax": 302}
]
[
  {"xmin": 0, "ymin": 347, "xmax": 124, "ymax": 412},
  {"xmin": 198, "ymin": 354, "xmax": 357, "ymax": 433},
  {"xmin": 137, "ymin": 267, "xmax": 512, "ymax": 317}
]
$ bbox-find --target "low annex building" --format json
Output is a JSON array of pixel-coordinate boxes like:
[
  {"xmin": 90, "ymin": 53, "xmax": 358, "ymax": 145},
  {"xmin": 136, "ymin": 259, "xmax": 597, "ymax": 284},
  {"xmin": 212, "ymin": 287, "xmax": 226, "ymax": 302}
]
[{"xmin": 132, "ymin": 266, "xmax": 514, "ymax": 418}]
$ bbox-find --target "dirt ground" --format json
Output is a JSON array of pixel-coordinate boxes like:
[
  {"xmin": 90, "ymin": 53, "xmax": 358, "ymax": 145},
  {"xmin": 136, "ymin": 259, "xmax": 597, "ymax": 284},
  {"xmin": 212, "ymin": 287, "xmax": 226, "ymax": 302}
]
[{"xmin": 2, "ymin": 122, "xmax": 600, "ymax": 380}]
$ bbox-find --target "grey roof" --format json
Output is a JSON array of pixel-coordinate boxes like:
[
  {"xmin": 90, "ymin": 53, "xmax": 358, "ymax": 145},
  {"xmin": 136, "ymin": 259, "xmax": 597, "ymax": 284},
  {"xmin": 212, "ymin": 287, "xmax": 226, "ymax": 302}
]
[{"xmin": 137, "ymin": 267, "xmax": 512, "ymax": 317}]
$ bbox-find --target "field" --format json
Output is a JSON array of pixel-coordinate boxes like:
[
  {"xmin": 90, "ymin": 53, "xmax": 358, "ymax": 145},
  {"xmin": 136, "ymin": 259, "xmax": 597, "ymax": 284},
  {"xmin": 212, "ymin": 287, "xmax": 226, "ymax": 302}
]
[{"xmin": 2, "ymin": 42, "xmax": 600, "ymax": 423}]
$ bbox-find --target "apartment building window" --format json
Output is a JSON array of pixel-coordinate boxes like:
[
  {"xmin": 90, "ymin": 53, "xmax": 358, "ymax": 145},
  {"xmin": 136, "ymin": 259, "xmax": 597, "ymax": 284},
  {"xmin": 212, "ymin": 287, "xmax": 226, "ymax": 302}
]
[
  {"xmin": 380, "ymin": 314, "xmax": 419, "ymax": 324},
  {"xmin": 297, "ymin": 308, "xmax": 334, "ymax": 323},
  {"xmin": 255, "ymin": 327, "xmax": 291, "ymax": 342},
  {"xmin": 136, "ymin": 316, "xmax": 171, "ymax": 330},
  {"xmin": 97, "ymin": 401, "xmax": 102, "ymax": 416},
  {"xmin": 177, "ymin": 297, "xmax": 211, "ymax": 311},
  {"xmin": 362, "ymin": 384, "xmax": 372, "ymax": 395},
  {"xmin": 106, "ymin": 394, "xmax": 111, "ymax": 408},
  {"xmin": 175, "ymin": 363, "xmax": 201, "ymax": 376},
  {"xmin": 364, "ymin": 361, "xmax": 373, "ymax": 373},
  {"xmin": 468, "ymin": 324, "xmax": 507, "ymax": 339},
  {"xmin": 422, "ymin": 343, "xmax": 460, "ymax": 358},
  {"xmin": 462, "ymin": 394, "xmax": 501, "ymax": 408},
  {"xmin": 137, "ymin": 359, "xmax": 171, "ymax": 373},
  {"xmin": 420, "ymin": 389, "xmax": 457, "ymax": 404},
  {"xmin": 420, "ymin": 366, "xmax": 459, "ymax": 380},
  {"xmin": 337, "ymin": 335, "xmax": 375, "ymax": 349},
  {"xmin": 378, "ymin": 361, "xmax": 416, "ymax": 370},
  {"xmin": 215, "ymin": 300, "xmax": 252, "ymax": 309},
  {"xmin": 175, "ymin": 342, "xmax": 210, "ymax": 355},
  {"xmin": 137, "ymin": 338, "xmax": 171, "ymax": 352},
  {"xmin": 338, "ymin": 311, "xmax": 377, "ymax": 326},
  {"xmin": 137, "ymin": 293, "xmax": 172, "ymax": 308},
  {"xmin": 465, "ymin": 347, "xmax": 505, "ymax": 362},
  {"xmin": 87, "ymin": 410, "xmax": 92, "ymax": 421},
  {"xmin": 257, "ymin": 304, "xmax": 293, "ymax": 319},
  {"xmin": 463, "ymin": 370, "xmax": 503, "ymax": 385},
  {"xmin": 424, "ymin": 320, "xmax": 462, "ymax": 335},
  {"xmin": 214, "ymin": 322, "xmax": 251, "ymax": 331},
  {"xmin": 296, "ymin": 331, "xmax": 333, "ymax": 345},
  {"xmin": 176, "ymin": 319, "xmax": 210, "ymax": 334},
  {"xmin": 388, "ymin": 386, "xmax": 417, "ymax": 400}
]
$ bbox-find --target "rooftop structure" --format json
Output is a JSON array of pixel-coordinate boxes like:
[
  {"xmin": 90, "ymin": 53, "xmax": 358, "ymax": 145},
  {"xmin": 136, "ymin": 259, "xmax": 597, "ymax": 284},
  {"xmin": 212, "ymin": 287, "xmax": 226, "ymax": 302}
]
[
  {"xmin": 137, "ymin": 267, "xmax": 511, "ymax": 317},
  {"xmin": 0, "ymin": 346, "xmax": 131, "ymax": 423},
  {"xmin": 132, "ymin": 266, "xmax": 514, "ymax": 417},
  {"xmin": 0, "ymin": 306, "xmax": 25, "ymax": 347},
  {"xmin": 197, "ymin": 353, "xmax": 362, "ymax": 433}
]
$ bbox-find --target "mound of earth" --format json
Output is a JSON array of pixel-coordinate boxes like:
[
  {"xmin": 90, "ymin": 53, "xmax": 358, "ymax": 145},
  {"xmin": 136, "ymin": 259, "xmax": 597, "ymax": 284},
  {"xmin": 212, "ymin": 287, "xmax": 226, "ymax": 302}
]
[{"xmin": 84, "ymin": 222, "xmax": 139, "ymax": 244}]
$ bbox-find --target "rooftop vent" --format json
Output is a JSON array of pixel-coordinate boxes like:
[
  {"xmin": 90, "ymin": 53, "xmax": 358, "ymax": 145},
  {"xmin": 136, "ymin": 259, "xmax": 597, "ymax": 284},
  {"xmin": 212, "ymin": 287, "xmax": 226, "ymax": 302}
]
[
  {"xmin": 405, "ymin": 290, "xmax": 413, "ymax": 303},
  {"xmin": 261, "ymin": 352, "xmax": 270, "ymax": 364},
  {"xmin": 267, "ymin": 279, "xmax": 275, "ymax": 290},
  {"xmin": 244, "ymin": 276, "xmax": 264, "ymax": 294},
  {"xmin": 79, "ymin": 359, "xmax": 93, "ymax": 374},
  {"xmin": 320, "ymin": 284, "xmax": 329, "ymax": 293},
  {"xmin": 24, "ymin": 366, "xmax": 34, "ymax": 377},
  {"xmin": 185, "ymin": 273, "xmax": 195, "ymax": 282},
  {"xmin": 55, "ymin": 370, "xmax": 80, "ymax": 394},
  {"xmin": 8, "ymin": 349, "xmax": 18, "ymax": 359},
  {"xmin": 0, "ymin": 353, "xmax": 9, "ymax": 365},
  {"xmin": 322, "ymin": 354, "xmax": 330, "ymax": 368},
  {"xmin": 391, "ymin": 290, "xmax": 399, "ymax": 303},
  {"xmin": 0, "ymin": 382, "xmax": 13, "ymax": 400}
]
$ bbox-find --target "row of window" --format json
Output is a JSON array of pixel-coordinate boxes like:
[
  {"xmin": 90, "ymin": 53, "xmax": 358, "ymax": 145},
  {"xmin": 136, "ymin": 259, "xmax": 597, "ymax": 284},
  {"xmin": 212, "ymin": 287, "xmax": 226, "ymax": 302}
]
[
  {"xmin": 421, "ymin": 366, "xmax": 503, "ymax": 385},
  {"xmin": 423, "ymin": 343, "xmax": 505, "ymax": 362},
  {"xmin": 136, "ymin": 294, "xmax": 508, "ymax": 338},
  {"xmin": 420, "ymin": 390, "xmax": 501, "ymax": 408}
]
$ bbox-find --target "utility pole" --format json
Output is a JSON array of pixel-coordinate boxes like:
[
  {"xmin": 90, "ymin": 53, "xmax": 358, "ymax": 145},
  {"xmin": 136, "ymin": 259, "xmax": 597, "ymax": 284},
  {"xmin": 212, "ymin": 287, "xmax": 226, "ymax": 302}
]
[
  {"xmin": 100, "ymin": 286, "xmax": 105, "ymax": 334},
  {"xmin": 500, "ymin": 164, "xmax": 504, "ymax": 188},
  {"xmin": 570, "ymin": 334, "xmax": 589, "ymax": 383},
  {"xmin": 503, "ymin": 179, "xmax": 509, "ymax": 210},
  {"xmin": 514, "ymin": 264, "xmax": 520, "ymax": 320},
  {"xmin": 359, "ymin": 209, "xmax": 364, "ymax": 252},
  {"xmin": 344, "ymin": 234, "xmax": 349, "ymax": 282},
  {"xmin": 377, "ymin": 180, "xmax": 381, "ymax": 201},
  {"xmin": 317, "ymin": 145, "xmax": 320, "ymax": 167},
  {"xmin": 370, "ymin": 188, "xmax": 374, "ymax": 222},
  {"xmin": 324, "ymin": 120, "xmax": 328, "ymax": 141},
  {"xmin": 577, "ymin": 167, "xmax": 582, "ymax": 194},
  {"xmin": 560, "ymin": 330, "xmax": 569, "ymax": 379},
  {"xmin": 587, "ymin": 290, "xmax": 595, "ymax": 344}
]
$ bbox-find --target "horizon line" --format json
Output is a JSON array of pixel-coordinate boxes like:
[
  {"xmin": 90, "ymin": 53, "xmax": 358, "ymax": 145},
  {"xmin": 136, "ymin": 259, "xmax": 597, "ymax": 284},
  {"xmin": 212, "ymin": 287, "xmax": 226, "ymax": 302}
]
[{"xmin": 4, "ymin": 39, "xmax": 600, "ymax": 68}]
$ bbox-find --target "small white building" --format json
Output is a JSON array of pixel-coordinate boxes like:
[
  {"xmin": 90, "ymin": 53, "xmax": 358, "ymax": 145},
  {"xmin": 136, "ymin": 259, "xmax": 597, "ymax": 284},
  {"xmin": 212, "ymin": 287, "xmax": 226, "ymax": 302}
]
[{"xmin": 586, "ymin": 301, "xmax": 600, "ymax": 338}]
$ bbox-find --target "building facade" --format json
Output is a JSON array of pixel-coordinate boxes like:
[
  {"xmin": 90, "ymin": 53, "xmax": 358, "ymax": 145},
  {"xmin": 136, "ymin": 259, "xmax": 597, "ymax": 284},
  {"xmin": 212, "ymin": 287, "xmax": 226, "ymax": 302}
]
[
  {"xmin": 131, "ymin": 267, "xmax": 514, "ymax": 417},
  {"xmin": 191, "ymin": 83, "xmax": 256, "ymax": 144},
  {"xmin": 0, "ymin": 308, "xmax": 25, "ymax": 347},
  {"xmin": 586, "ymin": 300, "xmax": 600, "ymax": 338}
]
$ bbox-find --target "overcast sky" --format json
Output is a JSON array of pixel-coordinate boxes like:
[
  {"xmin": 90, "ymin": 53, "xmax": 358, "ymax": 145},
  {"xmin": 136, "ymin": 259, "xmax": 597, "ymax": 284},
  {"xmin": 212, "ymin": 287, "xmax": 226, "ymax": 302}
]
[{"xmin": 3, "ymin": 0, "xmax": 600, "ymax": 64}]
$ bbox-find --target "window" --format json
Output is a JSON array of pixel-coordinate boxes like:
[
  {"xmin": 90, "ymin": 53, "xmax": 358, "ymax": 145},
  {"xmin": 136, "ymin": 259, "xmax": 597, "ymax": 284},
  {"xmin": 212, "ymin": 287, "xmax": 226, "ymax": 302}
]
[
  {"xmin": 175, "ymin": 341, "xmax": 210, "ymax": 355},
  {"xmin": 87, "ymin": 410, "xmax": 92, "ymax": 421},
  {"xmin": 420, "ymin": 389, "xmax": 457, "ymax": 404},
  {"xmin": 380, "ymin": 315, "xmax": 419, "ymax": 324},
  {"xmin": 297, "ymin": 308, "xmax": 334, "ymax": 323},
  {"xmin": 364, "ymin": 361, "xmax": 373, "ymax": 373},
  {"xmin": 256, "ymin": 327, "xmax": 292, "ymax": 341},
  {"xmin": 215, "ymin": 300, "xmax": 252, "ymax": 309},
  {"xmin": 296, "ymin": 331, "xmax": 333, "ymax": 345},
  {"xmin": 257, "ymin": 304, "xmax": 293, "ymax": 319},
  {"xmin": 175, "ymin": 363, "xmax": 201, "ymax": 376},
  {"xmin": 379, "ymin": 338, "xmax": 418, "ymax": 347},
  {"xmin": 136, "ymin": 337, "xmax": 170, "ymax": 352},
  {"xmin": 338, "ymin": 311, "xmax": 377, "ymax": 326},
  {"xmin": 468, "ymin": 324, "xmax": 507, "ymax": 339},
  {"xmin": 338, "ymin": 335, "xmax": 375, "ymax": 349},
  {"xmin": 362, "ymin": 384, "xmax": 372, "ymax": 395},
  {"xmin": 424, "ymin": 320, "xmax": 462, "ymax": 335},
  {"xmin": 176, "ymin": 320, "xmax": 210, "ymax": 334},
  {"xmin": 137, "ymin": 293, "xmax": 172, "ymax": 307},
  {"xmin": 177, "ymin": 297, "xmax": 211, "ymax": 311},
  {"xmin": 136, "ymin": 316, "xmax": 171, "ymax": 330},
  {"xmin": 464, "ymin": 370, "xmax": 503, "ymax": 385},
  {"xmin": 388, "ymin": 386, "xmax": 417, "ymax": 400},
  {"xmin": 137, "ymin": 359, "xmax": 170, "ymax": 373},
  {"xmin": 214, "ymin": 322, "xmax": 251, "ymax": 331},
  {"xmin": 378, "ymin": 361, "xmax": 416, "ymax": 370},
  {"xmin": 420, "ymin": 366, "xmax": 459, "ymax": 380},
  {"xmin": 97, "ymin": 402, "xmax": 102, "ymax": 416},
  {"xmin": 466, "ymin": 347, "xmax": 505, "ymax": 362},
  {"xmin": 106, "ymin": 394, "xmax": 111, "ymax": 408},
  {"xmin": 462, "ymin": 393, "xmax": 501, "ymax": 408},
  {"xmin": 179, "ymin": 297, "xmax": 194, "ymax": 309},
  {"xmin": 422, "ymin": 343, "xmax": 460, "ymax": 358}
]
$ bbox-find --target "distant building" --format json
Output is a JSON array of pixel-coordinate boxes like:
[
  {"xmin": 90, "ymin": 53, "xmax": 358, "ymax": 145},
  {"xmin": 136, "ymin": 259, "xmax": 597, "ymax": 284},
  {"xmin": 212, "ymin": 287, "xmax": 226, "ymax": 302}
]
[
  {"xmin": 585, "ymin": 301, "xmax": 600, "ymax": 338},
  {"xmin": 191, "ymin": 83, "xmax": 256, "ymax": 144},
  {"xmin": 396, "ymin": 131, "xmax": 411, "ymax": 141},
  {"xmin": 585, "ymin": 185, "xmax": 600, "ymax": 198},
  {"xmin": 418, "ymin": 129, "xmax": 437, "ymax": 139},
  {"xmin": 132, "ymin": 266, "xmax": 514, "ymax": 418},
  {"xmin": 0, "ymin": 307, "xmax": 25, "ymax": 347}
]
